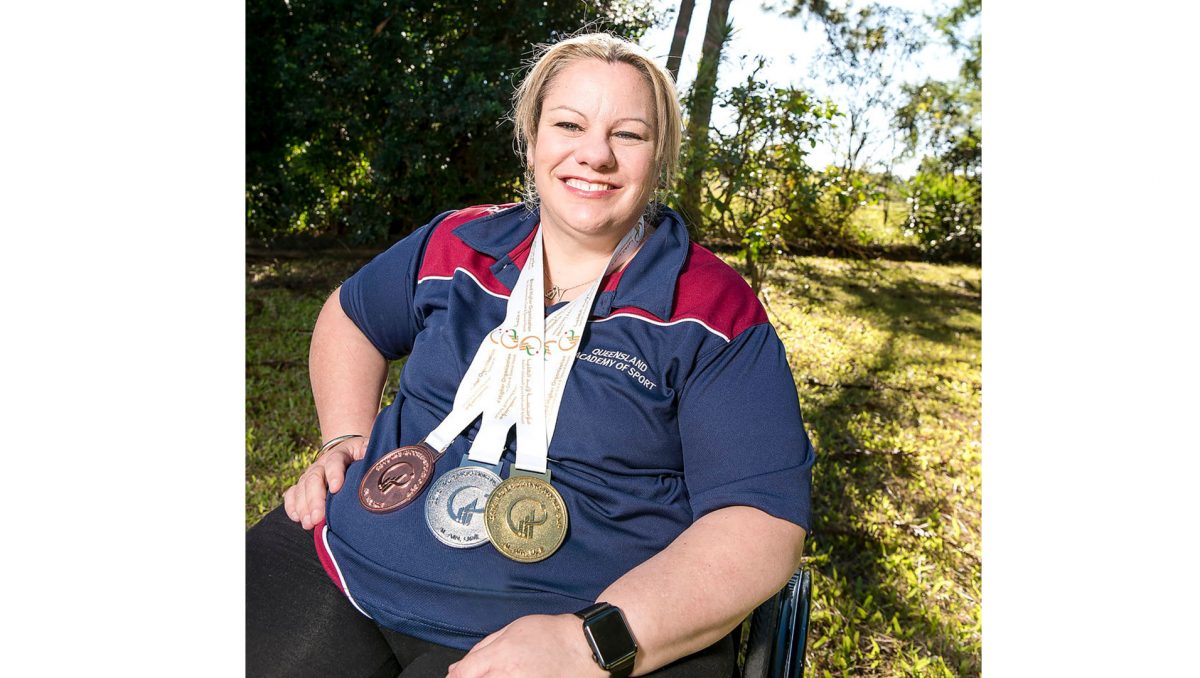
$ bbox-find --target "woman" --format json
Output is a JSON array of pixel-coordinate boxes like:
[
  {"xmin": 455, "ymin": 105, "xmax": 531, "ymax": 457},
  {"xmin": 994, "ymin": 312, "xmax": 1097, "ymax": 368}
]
[{"xmin": 247, "ymin": 33, "xmax": 814, "ymax": 678}]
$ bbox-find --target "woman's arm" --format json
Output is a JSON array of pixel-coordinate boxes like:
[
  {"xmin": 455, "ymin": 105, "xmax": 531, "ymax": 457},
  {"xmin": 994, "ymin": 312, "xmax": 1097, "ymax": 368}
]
[
  {"xmin": 282, "ymin": 287, "xmax": 389, "ymax": 529},
  {"xmin": 447, "ymin": 505, "xmax": 806, "ymax": 678},
  {"xmin": 597, "ymin": 505, "xmax": 806, "ymax": 674},
  {"xmin": 309, "ymin": 286, "xmax": 389, "ymax": 443}
]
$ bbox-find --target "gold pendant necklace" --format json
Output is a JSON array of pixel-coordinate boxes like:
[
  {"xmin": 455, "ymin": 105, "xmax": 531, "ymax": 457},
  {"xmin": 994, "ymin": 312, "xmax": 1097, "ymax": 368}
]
[{"xmin": 544, "ymin": 279, "xmax": 592, "ymax": 304}]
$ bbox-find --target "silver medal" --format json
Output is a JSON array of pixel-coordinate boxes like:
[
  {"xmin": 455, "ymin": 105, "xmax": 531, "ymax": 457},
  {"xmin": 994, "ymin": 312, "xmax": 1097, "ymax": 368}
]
[{"xmin": 424, "ymin": 465, "xmax": 502, "ymax": 548}]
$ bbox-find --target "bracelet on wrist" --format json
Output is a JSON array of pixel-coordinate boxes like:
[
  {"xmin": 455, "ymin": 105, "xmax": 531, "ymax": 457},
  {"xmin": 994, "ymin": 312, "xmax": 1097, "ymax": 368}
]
[{"xmin": 313, "ymin": 434, "xmax": 364, "ymax": 462}]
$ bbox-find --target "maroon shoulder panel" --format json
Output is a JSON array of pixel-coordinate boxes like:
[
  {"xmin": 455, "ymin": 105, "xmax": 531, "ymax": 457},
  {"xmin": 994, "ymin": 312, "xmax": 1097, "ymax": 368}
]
[
  {"xmin": 668, "ymin": 243, "xmax": 768, "ymax": 340},
  {"xmin": 416, "ymin": 204, "xmax": 519, "ymax": 297}
]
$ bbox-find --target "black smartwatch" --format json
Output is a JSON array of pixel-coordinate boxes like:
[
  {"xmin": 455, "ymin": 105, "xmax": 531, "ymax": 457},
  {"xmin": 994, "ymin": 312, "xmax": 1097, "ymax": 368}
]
[{"xmin": 574, "ymin": 602, "xmax": 638, "ymax": 677}]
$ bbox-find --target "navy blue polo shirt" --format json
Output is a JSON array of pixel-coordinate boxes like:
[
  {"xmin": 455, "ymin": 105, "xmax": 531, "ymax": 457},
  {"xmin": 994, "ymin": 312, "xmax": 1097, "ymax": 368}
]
[{"xmin": 316, "ymin": 204, "xmax": 815, "ymax": 649}]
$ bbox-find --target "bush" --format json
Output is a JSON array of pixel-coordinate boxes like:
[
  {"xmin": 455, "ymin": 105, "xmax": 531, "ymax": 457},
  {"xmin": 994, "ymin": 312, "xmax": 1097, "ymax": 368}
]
[
  {"xmin": 785, "ymin": 167, "xmax": 888, "ymax": 247},
  {"xmin": 903, "ymin": 171, "xmax": 980, "ymax": 263},
  {"xmin": 685, "ymin": 59, "xmax": 838, "ymax": 291}
]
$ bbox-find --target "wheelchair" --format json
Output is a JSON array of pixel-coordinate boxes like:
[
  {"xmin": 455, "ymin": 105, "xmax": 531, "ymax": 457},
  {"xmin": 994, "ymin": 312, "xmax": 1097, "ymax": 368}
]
[{"xmin": 732, "ymin": 569, "xmax": 813, "ymax": 678}]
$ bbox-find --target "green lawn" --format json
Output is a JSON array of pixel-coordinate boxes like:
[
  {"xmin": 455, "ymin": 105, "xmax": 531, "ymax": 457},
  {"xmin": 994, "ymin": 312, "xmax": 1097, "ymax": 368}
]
[
  {"xmin": 246, "ymin": 250, "xmax": 981, "ymax": 677},
  {"xmin": 848, "ymin": 200, "xmax": 919, "ymax": 247}
]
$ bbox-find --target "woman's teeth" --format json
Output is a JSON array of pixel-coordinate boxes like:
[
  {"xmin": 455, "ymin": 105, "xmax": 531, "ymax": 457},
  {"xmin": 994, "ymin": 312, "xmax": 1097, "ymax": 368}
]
[{"xmin": 565, "ymin": 178, "xmax": 613, "ymax": 192}]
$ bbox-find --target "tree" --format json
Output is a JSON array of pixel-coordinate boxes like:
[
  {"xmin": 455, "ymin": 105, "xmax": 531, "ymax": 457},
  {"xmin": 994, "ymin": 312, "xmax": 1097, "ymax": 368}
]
[
  {"xmin": 702, "ymin": 58, "xmax": 838, "ymax": 293},
  {"xmin": 814, "ymin": 4, "xmax": 923, "ymax": 172},
  {"xmin": 665, "ymin": 0, "xmax": 696, "ymax": 83},
  {"xmin": 894, "ymin": 0, "xmax": 980, "ymax": 177},
  {"xmin": 895, "ymin": 0, "xmax": 981, "ymax": 262},
  {"xmin": 246, "ymin": 0, "xmax": 660, "ymax": 243},
  {"xmin": 773, "ymin": 1, "xmax": 923, "ymax": 240},
  {"xmin": 675, "ymin": 0, "xmax": 734, "ymax": 237}
]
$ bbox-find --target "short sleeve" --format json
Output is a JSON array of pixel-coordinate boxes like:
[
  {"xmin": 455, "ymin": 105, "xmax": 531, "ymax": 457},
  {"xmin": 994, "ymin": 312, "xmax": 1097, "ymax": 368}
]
[
  {"xmin": 339, "ymin": 211, "xmax": 452, "ymax": 360},
  {"xmin": 677, "ymin": 323, "xmax": 815, "ymax": 531}
]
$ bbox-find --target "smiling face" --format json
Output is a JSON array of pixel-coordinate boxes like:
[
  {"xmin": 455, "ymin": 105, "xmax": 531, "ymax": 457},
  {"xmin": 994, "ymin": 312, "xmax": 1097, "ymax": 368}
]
[{"xmin": 529, "ymin": 59, "xmax": 657, "ymax": 249}]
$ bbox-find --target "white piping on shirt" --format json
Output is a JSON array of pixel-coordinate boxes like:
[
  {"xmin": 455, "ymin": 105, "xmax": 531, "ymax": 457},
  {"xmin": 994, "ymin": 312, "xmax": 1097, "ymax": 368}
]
[
  {"xmin": 321, "ymin": 524, "xmax": 373, "ymax": 619},
  {"xmin": 419, "ymin": 267, "xmax": 730, "ymax": 341},
  {"xmin": 418, "ymin": 267, "xmax": 510, "ymax": 300}
]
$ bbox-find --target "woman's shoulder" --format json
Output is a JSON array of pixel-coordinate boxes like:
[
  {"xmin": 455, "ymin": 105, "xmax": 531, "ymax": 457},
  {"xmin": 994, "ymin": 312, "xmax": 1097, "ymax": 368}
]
[
  {"xmin": 425, "ymin": 203, "xmax": 522, "ymax": 239},
  {"xmin": 414, "ymin": 203, "xmax": 523, "ymax": 286},
  {"xmin": 670, "ymin": 242, "xmax": 769, "ymax": 343}
]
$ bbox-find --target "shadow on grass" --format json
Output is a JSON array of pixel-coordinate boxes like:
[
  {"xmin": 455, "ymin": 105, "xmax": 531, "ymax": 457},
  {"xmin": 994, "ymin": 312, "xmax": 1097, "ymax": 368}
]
[{"xmin": 767, "ymin": 258, "xmax": 981, "ymax": 674}]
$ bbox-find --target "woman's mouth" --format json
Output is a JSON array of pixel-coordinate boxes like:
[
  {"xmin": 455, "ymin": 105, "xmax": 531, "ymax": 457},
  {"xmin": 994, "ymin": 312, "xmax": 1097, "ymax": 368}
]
[{"xmin": 562, "ymin": 177, "xmax": 618, "ymax": 195}]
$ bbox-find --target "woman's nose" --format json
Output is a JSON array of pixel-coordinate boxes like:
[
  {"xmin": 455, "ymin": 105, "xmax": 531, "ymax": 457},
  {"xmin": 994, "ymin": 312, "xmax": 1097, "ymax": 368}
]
[{"xmin": 573, "ymin": 129, "xmax": 616, "ymax": 169}]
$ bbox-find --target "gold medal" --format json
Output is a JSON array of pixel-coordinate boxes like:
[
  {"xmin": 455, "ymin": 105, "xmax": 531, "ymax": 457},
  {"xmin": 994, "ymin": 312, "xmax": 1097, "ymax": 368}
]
[{"xmin": 484, "ymin": 474, "xmax": 568, "ymax": 563}]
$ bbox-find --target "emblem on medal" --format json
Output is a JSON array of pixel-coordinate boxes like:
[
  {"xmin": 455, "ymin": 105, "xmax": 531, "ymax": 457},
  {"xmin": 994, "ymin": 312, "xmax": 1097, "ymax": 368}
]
[
  {"xmin": 359, "ymin": 443, "xmax": 437, "ymax": 513},
  {"xmin": 424, "ymin": 465, "xmax": 502, "ymax": 548},
  {"xmin": 484, "ymin": 474, "xmax": 568, "ymax": 563}
]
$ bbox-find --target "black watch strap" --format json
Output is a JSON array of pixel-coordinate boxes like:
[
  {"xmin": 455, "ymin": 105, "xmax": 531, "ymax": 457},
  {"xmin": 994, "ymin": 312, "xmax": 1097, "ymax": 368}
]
[
  {"xmin": 604, "ymin": 654, "xmax": 635, "ymax": 678},
  {"xmin": 574, "ymin": 602, "xmax": 611, "ymax": 620},
  {"xmin": 575, "ymin": 602, "xmax": 637, "ymax": 678}
]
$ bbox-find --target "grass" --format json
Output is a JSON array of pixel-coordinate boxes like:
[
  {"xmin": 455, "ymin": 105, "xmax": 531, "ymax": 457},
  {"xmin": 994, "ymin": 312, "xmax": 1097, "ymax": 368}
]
[
  {"xmin": 245, "ymin": 255, "xmax": 406, "ymax": 525},
  {"xmin": 751, "ymin": 255, "xmax": 982, "ymax": 676},
  {"xmin": 848, "ymin": 200, "xmax": 918, "ymax": 247},
  {"xmin": 246, "ymin": 249, "xmax": 981, "ymax": 677}
]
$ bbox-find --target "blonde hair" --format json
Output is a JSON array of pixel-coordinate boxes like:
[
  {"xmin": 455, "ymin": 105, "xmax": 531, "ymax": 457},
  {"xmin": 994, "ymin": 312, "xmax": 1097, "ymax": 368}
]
[{"xmin": 511, "ymin": 33, "xmax": 683, "ymax": 206}]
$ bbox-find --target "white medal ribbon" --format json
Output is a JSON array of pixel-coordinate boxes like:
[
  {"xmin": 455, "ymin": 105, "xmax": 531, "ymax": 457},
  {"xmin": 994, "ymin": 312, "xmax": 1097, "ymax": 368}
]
[{"xmin": 422, "ymin": 218, "xmax": 645, "ymax": 474}]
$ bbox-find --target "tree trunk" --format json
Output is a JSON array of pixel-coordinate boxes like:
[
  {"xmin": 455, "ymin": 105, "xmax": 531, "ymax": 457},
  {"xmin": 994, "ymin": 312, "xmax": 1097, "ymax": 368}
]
[
  {"xmin": 882, "ymin": 165, "xmax": 892, "ymax": 229},
  {"xmin": 677, "ymin": 0, "xmax": 733, "ymax": 238},
  {"xmin": 745, "ymin": 245, "xmax": 762, "ymax": 295},
  {"xmin": 665, "ymin": 0, "xmax": 696, "ymax": 83}
]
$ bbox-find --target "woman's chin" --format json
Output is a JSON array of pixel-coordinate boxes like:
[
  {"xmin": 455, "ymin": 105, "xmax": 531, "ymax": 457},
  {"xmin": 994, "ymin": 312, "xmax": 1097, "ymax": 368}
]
[{"xmin": 547, "ymin": 207, "xmax": 640, "ymax": 240}]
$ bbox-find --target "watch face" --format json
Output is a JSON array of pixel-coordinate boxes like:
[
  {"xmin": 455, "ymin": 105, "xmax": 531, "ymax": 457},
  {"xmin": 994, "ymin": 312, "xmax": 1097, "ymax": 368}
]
[{"xmin": 587, "ymin": 607, "xmax": 637, "ymax": 667}]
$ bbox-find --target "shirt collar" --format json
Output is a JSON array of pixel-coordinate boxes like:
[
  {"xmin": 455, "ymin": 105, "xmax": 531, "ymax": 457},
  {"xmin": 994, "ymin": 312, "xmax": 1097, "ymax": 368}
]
[{"xmin": 451, "ymin": 204, "xmax": 688, "ymax": 321}]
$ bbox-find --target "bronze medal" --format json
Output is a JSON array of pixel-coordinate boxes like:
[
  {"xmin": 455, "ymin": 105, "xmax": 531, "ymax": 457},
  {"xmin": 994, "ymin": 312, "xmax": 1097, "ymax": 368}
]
[
  {"xmin": 484, "ymin": 474, "xmax": 568, "ymax": 563},
  {"xmin": 358, "ymin": 443, "xmax": 437, "ymax": 513}
]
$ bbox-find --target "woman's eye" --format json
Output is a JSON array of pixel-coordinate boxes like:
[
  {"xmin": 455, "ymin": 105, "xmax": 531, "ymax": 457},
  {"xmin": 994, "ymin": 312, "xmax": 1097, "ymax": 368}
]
[
  {"xmin": 614, "ymin": 131, "xmax": 645, "ymax": 141},
  {"xmin": 555, "ymin": 122, "xmax": 582, "ymax": 132}
]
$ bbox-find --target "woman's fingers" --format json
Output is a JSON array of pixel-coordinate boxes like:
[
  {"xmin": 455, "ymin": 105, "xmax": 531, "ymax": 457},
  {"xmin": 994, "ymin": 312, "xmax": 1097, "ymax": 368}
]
[
  {"xmin": 324, "ymin": 450, "xmax": 348, "ymax": 493},
  {"xmin": 282, "ymin": 484, "xmax": 299, "ymax": 521},
  {"xmin": 302, "ymin": 467, "xmax": 329, "ymax": 527},
  {"xmin": 281, "ymin": 441, "xmax": 363, "ymax": 527},
  {"xmin": 350, "ymin": 438, "xmax": 369, "ymax": 460}
]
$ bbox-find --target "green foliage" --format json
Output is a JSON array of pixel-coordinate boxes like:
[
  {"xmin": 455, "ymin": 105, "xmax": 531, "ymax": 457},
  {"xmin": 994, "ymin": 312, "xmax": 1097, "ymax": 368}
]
[
  {"xmin": 902, "ymin": 171, "xmax": 980, "ymax": 263},
  {"xmin": 246, "ymin": 0, "xmax": 660, "ymax": 243},
  {"xmin": 893, "ymin": 0, "xmax": 979, "ymax": 174},
  {"xmin": 890, "ymin": 0, "xmax": 981, "ymax": 264},
  {"xmin": 845, "ymin": 198, "xmax": 917, "ymax": 248},
  {"xmin": 932, "ymin": 0, "xmax": 981, "ymax": 86},
  {"xmin": 895, "ymin": 78, "xmax": 978, "ymax": 172},
  {"xmin": 247, "ymin": 251, "xmax": 982, "ymax": 676},
  {"xmin": 812, "ymin": 3, "xmax": 924, "ymax": 171},
  {"xmin": 691, "ymin": 57, "xmax": 838, "ymax": 292},
  {"xmin": 789, "ymin": 166, "xmax": 887, "ymax": 247}
]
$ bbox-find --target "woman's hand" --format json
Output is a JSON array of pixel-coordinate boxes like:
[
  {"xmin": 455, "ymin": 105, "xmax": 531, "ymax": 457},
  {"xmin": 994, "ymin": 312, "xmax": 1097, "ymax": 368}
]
[
  {"xmin": 282, "ymin": 436, "xmax": 369, "ymax": 530},
  {"xmin": 446, "ymin": 614, "xmax": 606, "ymax": 678}
]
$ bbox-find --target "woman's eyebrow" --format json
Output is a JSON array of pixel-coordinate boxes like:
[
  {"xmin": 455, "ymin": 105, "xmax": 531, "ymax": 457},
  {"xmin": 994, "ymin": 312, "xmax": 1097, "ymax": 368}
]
[{"xmin": 547, "ymin": 105, "xmax": 651, "ymax": 127}]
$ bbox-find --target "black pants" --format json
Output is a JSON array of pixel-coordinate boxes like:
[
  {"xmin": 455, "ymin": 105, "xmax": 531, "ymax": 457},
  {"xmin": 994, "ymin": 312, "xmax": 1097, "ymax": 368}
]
[{"xmin": 246, "ymin": 506, "xmax": 734, "ymax": 677}]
